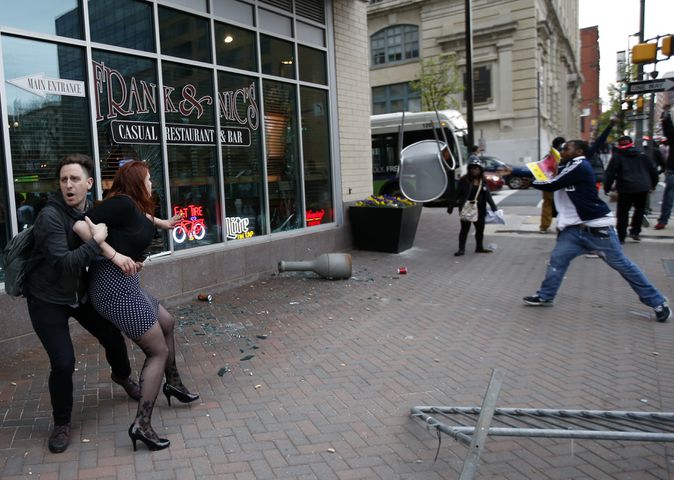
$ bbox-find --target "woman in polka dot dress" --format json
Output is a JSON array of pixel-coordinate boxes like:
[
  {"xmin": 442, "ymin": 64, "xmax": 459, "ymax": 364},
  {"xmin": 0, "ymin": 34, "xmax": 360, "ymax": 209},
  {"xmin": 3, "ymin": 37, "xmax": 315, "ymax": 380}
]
[{"xmin": 74, "ymin": 161, "xmax": 198, "ymax": 452}]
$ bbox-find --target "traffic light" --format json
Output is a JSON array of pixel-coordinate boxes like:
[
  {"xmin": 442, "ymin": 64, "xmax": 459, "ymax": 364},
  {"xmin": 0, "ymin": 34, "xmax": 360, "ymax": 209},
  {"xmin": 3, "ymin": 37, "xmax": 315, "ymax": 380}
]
[
  {"xmin": 662, "ymin": 35, "xmax": 673, "ymax": 57},
  {"xmin": 636, "ymin": 96, "xmax": 644, "ymax": 111},
  {"xmin": 632, "ymin": 42, "xmax": 657, "ymax": 63}
]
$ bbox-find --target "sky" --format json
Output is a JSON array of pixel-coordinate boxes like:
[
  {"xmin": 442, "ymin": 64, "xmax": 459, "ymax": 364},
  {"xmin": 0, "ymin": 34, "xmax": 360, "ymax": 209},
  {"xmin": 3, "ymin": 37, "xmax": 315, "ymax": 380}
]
[{"xmin": 579, "ymin": 0, "xmax": 674, "ymax": 105}]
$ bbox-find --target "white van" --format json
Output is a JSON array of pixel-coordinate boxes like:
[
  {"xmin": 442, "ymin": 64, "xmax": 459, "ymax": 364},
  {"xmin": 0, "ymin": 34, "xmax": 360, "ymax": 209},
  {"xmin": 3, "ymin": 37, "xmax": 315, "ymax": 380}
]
[{"xmin": 370, "ymin": 110, "xmax": 468, "ymax": 198}]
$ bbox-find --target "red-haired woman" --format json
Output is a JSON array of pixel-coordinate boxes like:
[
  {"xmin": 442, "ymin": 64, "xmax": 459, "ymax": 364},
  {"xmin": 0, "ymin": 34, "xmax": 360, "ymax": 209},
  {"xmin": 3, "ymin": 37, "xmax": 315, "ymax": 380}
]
[{"xmin": 74, "ymin": 161, "xmax": 198, "ymax": 451}]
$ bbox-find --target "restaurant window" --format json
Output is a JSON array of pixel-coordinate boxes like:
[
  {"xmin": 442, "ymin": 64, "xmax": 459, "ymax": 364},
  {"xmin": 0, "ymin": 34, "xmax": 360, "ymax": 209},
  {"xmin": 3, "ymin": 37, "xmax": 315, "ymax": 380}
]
[
  {"xmin": 0, "ymin": 0, "xmax": 83, "ymax": 39},
  {"xmin": 300, "ymin": 87, "xmax": 332, "ymax": 226},
  {"xmin": 372, "ymin": 82, "xmax": 420, "ymax": 114},
  {"xmin": 263, "ymin": 80, "xmax": 302, "ymax": 232},
  {"xmin": 260, "ymin": 35, "xmax": 295, "ymax": 80},
  {"xmin": 218, "ymin": 72, "xmax": 266, "ymax": 240},
  {"xmin": 91, "ymin": 50, "xmax": 169, "ymax": 254},
  {"xmin": 162, "ymin": 62, "xmax": 221, "ymax": 250},
  {"xmin": 2, "ymin": 35, "xmax": 92, "ymax": 230},
  {"xmin": 212, "ymin": 0, "xmax": 254, "ymax": 26},
  {"xmin": 0, "ymin": 121, "xmax": 9, "ymax": 283},
  {"xmin": 370, "ymin": 25, "xmax": 418, "ymax": 66},
  {"xmin": 158, "ymin": 7, "xmax": 211, "ymax": 63},
  {"xmin": 88, "ymin": 0, "xmax": 155, "ymax": 52},
  {"xmin": 298, "ymin": 45, "xmax": 326, "ymax": 85},
  {"xmin": 215, "ymin": 22, "xmax": 257, "ymax": 72}
]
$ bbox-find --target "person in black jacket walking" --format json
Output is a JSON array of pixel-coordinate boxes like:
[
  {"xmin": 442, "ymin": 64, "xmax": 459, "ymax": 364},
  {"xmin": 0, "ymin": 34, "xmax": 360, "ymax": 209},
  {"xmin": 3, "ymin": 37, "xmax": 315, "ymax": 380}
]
[
  {"xmin": 454, "ymin": 159, "xmax": 498, "ymax": 256},
  {"xmin": 25, "ymin": 154, "xmax": 140, "ymax": 454},
  {"xmin": 604, "ymin": 135, "xmax": 658, "ymax": 243}
]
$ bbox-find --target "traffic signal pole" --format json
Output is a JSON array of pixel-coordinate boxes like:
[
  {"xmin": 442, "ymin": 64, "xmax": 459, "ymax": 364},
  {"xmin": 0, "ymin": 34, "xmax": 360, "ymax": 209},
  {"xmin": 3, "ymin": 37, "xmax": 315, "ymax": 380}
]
[
  {"xmin": 635, "ymin": 0, "xmax": 645, "ymax": 147},
  {"xmin": 464, "ymin": 0, "xmax": 474, "ymax": 148}
]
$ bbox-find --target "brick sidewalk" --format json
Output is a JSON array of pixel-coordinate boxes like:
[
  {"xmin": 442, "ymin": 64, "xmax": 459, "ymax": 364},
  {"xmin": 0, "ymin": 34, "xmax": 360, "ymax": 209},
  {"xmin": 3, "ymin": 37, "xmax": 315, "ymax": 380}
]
[{"xmin": 1, "ymin": 207, "xmax": 674, "ymax": 479}]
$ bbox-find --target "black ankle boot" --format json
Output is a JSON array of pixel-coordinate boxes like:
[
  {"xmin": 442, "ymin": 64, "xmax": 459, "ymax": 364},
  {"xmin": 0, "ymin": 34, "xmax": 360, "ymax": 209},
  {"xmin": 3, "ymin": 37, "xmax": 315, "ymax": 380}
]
[
  {"xmin": 48, "ymin": 423, "xmax": 71, "ymax": 453},
  {"xmin": 163, "ymin": 383, "xmax": 199, "ymax": 406},
  {"xmin": 454, "ymin": 249, "xmax": 465, "ymax": 256},
  {"xmin": 111, "ymin": 373, "xmax": 141, "ymax": 401}
]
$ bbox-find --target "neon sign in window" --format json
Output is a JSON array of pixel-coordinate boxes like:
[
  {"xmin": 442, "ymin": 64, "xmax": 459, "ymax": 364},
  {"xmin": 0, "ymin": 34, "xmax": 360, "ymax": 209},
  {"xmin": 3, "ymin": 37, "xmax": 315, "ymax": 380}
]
[
  {"xmin": 172, "ymin": 204, "xmax": 206, "ymax": 243},
  {"xmin": 226, "ymin": 216, "xmax": 254, "ymax": 240},
  {"xmin": 306, "ymin": 209, "xmax": 325, "ymax": 226}
]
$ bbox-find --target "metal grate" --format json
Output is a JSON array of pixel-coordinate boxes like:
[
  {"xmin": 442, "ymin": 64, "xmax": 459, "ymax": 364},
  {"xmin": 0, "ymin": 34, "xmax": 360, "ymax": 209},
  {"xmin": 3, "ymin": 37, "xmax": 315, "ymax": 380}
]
[
  {"xmin": 259, "ymin": 0, "xmax": 292, "ymax": 12},
  {"xmin": 295, "ymin": 0, "xmax": 325, "ymax": 24}
]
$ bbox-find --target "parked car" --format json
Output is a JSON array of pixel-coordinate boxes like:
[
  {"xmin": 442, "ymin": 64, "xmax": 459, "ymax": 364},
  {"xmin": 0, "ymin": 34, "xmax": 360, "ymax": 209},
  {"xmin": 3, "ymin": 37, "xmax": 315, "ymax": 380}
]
[{"xmin": 481, "ymin": 155, "xmax": 531, "ymax": 189}]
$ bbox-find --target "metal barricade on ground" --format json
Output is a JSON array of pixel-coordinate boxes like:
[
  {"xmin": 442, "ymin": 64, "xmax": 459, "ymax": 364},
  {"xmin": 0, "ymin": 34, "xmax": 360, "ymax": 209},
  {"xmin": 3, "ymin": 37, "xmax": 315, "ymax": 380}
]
[{"xmin": 411, "ymin": 370, "xmax": 674, "ymax": 479}]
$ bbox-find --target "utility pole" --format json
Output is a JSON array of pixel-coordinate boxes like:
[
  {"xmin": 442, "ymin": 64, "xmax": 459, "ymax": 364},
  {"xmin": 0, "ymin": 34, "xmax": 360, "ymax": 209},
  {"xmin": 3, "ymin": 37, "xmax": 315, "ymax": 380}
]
[
  {"xmin": 464, "ymin": 0, "xmax": 474, "ymax": 148},
  {"xmin": 635, "ymin": 0, "xmax": 645, "ymax": 146}
]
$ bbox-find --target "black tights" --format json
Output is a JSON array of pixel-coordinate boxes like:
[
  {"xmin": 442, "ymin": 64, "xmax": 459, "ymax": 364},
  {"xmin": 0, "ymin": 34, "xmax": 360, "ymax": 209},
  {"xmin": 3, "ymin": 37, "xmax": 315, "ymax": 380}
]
[
  {"xmin": 458, "ymin": 217, "xmax": 485, "ymax": 251},
  {"xmin": 131, "ymin": 304, "xmax": 186, "ymax": 440}
]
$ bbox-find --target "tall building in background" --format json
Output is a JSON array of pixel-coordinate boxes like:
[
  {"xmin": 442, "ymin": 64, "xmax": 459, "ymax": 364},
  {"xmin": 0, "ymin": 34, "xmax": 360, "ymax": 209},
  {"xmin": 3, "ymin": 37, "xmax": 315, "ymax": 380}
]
[
  {"xmin": 367, "ymin": 0, "xmax": 581, "ymax": 165},
  {"xmin": 580, "ymin": 26, "xmax": 601, "ymax": 141}
]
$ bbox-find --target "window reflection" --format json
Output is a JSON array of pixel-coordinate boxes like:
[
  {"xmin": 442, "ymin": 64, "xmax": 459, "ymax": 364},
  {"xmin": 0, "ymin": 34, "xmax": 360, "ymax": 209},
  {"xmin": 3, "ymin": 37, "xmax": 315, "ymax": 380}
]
[
  {"xmin": 3, "ymin": 36, "xmax": 92, "ymax": 229},
  {"xmin": 162, "ymin": 62, "xmax": 221, "ymax": 249},
  {"xmin": 159, "ymin": 7, "xmax": 211, "ymax": 63},
  {"xmin": 88, "ymin": 0, "xmax": 155, "ymax": 52},
  {"xmin": 263, "ymin": 80, "xmax": 302, "ymax": 232},
  {"xmin": 0, "ymin": 121, "xmax": 9, "ymax": 283},
  {"xmin": 298, "ymin": 45, "xmax": 326, "ymax": 85},
  {"xmin": 92, "ymin": 50, "xmax": 169, "ymax": 254},
  {"xmin": 0, "ymin": 0, "xmax": 82, "ymax": 39},
  {"xmin": 218, "ymin": 72, "xmax": 266, "ymax": 240},
  {"xmin": 215, "ymin": 22, "xmax": 257, "ymax": 72},
  {"xmin": 260, "ymin": 35, "xmax": 295, "ymax": 79},
  {"xmin": 300, "ymin": 87, "xmax": 332, "ymax": 225}
]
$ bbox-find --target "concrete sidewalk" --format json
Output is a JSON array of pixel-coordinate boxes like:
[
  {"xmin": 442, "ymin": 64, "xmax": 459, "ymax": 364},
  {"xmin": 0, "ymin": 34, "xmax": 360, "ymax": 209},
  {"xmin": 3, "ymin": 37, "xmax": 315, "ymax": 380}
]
[{"xmin": 1, "ymin": 207, "xmax": 674, "ymax": 479}]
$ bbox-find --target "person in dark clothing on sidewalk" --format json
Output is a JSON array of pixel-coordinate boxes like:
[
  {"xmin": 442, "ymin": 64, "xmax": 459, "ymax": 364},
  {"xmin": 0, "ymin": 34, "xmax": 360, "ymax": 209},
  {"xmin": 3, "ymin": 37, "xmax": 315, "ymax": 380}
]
[
  {"xmin": 25, "ymin": 154, "xmax": 140, "ymax": 454},
  {"xmin": 522, "ymin": 140, "xmax": 670, "ymax": 322},
  {"xmin": 604, "ymin": 135, "xmax": 658, "ymax": 243},
  {"xmin": 655, "ymin": 106, "xmax": 674, "ymax": 229},
  {"xmin": 454, "ymin": 159, "xmax": 498, "ymax": 256}
]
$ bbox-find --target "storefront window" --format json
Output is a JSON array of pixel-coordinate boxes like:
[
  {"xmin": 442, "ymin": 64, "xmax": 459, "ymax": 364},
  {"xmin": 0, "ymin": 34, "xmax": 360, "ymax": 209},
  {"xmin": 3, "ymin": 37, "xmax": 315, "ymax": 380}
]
[
  {"xmin": 88, "ymin": 0, "xmax": 155, "ymax": 52},
  {"xmin": 162, "ymin": 62, "xmax": 221, "ymax": 250},
  {"xmin": 260, "ymin": 35, "xmax": 295, "ymax": 80},
  {"xmin": 91, "ymin": 50, "xmax": 169, "ymax": 254},
  {"xmin": 300, "ymin": 87, "xmax": 332, "ymax": 226},
  {"xmin": 215, "ymin": 22, "xmax": 257, "ymax": 72},
  {"xmin": 213, "ymin": 0, "xmax": 254, "ymax": 26},
  {"xmin": 159, "ymin": 7, "xmax": 211, "ymax": 64},
  {"xmin": 298, "ymin": 45, "xmax": 326, "ymax": 85},
  {"xmin": 218, "ymin": 72, "xmax": 265, "ymax": 240},
  {"xmin": 1, "ymin": 1, "xmax": 82, "ymax": 39},
  {"xmin": 3, "ymin": 35, "xmax": 92, "ymax": 230},
  {"xmin": 0, "ymin": 122, "xmax": 9, "ymax": 283},
  {"xmin": 263, "ymin": 80, "xmax": 301, "ymax": 232}
]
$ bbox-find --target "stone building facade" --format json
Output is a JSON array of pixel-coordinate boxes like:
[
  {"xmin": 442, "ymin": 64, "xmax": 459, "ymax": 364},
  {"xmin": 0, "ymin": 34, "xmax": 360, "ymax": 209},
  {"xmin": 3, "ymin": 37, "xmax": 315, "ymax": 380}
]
[{"xmin": 368, "ymin": 0, "xmax": 581, "ymax": 164}]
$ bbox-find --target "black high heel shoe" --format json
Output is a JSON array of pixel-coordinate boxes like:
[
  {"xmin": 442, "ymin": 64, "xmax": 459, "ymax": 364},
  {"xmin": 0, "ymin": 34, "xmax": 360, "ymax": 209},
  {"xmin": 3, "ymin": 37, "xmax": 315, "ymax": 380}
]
[
  {"xmin": 128, "ymin": 425, "xmax": 170, "ymax": 451},
  {"xmin": 163, "ymin": 383, "xmax": 199, "ymax": 406}
]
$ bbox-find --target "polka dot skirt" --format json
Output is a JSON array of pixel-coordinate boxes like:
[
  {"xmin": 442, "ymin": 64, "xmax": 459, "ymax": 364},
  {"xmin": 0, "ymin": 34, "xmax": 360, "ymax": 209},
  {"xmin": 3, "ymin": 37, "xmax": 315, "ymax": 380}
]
[{"xmin": 88, "ymin": 260, "xmax": 159, "ymax": 340}]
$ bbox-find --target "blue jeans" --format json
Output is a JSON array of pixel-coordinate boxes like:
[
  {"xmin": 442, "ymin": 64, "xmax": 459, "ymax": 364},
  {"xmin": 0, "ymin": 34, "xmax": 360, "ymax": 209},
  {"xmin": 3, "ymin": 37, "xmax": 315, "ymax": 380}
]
[
  {"xmin": 658, "ymin": 172, "xmax": 674, "ymax": 225},
  {"xmin": 537, "ymin": 226, "xmax": 665, "ymax": 307}
]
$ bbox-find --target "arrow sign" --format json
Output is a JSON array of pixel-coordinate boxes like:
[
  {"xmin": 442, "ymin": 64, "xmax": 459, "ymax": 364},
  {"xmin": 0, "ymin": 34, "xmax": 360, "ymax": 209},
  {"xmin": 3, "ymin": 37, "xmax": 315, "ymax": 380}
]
[
  {"xmin": 627, "ymin": 77, "xmax": 674, "ymax": 95},
  {"xmin": 6, "ymin": 73, "xmax": 85, "ymax": 98}
]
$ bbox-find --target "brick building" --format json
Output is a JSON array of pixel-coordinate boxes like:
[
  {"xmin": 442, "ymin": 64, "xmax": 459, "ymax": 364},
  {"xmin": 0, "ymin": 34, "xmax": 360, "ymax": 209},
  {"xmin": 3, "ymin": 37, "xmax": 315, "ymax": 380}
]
[{"xmin": 580, "ymin": 26, "xmax": 601, "ymax": 141}]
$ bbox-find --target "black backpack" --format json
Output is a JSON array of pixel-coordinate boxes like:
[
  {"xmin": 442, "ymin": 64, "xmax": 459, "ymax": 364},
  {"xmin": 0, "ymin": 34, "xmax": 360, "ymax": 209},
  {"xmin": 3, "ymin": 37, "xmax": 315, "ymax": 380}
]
[{"xmin": 1, "ymin": 226, "xmax": 35, "ymax": 296}]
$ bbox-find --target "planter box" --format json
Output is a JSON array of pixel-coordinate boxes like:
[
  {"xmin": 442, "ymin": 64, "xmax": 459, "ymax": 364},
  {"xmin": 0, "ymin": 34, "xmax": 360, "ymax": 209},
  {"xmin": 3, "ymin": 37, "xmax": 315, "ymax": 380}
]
[{"xmin": 348, "ymin": 204, "xmax": 422, "ymax": 253}]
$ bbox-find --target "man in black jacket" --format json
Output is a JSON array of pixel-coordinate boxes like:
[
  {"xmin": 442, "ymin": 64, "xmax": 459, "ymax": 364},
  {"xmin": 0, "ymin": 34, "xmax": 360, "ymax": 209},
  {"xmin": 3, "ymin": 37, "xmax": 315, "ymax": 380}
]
[
  {"xmin": 24, "ymin": 154, "xmax": 139, "ymax": 454},
  {"xmin": 604, "ymin": 135, "xmax": 658, "ymax": 243}
]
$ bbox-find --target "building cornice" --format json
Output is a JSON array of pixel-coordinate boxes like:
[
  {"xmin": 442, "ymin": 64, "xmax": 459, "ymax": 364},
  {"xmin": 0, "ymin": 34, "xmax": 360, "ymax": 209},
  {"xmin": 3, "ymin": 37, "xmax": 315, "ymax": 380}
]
[{"xmin": 435, "ymin": 20, "xmax": 518, "ymax": 49}]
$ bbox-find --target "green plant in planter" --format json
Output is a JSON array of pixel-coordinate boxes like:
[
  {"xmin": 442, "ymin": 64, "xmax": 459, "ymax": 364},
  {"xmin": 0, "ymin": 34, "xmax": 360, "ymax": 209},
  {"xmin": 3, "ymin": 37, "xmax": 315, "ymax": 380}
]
[
  {"xmin": 349, "ymin": 195, "xmax": 422, "ymax": 253},
  {"xmin": 355, "ymin": 195, "xmax": 416, "ymax": 208}
]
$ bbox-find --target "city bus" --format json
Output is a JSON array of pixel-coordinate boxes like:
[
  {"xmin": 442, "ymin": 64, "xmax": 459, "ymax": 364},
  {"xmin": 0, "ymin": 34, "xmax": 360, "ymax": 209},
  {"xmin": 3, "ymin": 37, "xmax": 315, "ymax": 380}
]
[{"xmin": 370, "ymin": 110, "xmax": 468, "ymax": 200}]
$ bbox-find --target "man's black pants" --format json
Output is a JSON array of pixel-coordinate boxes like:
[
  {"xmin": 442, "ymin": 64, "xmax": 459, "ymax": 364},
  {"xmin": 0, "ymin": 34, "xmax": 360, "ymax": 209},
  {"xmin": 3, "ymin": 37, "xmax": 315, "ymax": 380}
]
[
  {"xmin": 27, "ymin": 295, "xmax": 132, "ymax": 425},
  {"xmin": 616, "ymin": 191, "xmax": 648, "ymax": 242}
]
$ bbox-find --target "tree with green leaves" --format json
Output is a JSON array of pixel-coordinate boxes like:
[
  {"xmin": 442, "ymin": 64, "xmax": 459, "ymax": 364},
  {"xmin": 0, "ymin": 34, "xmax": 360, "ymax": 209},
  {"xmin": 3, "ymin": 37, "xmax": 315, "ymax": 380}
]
[
  {"xmin": 595, "ymin": 83, "xmax": 627, "ymax": 142},
  {"xmin": 410, "ymin": 55, "xmax": 464, "ymax": 111}
]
